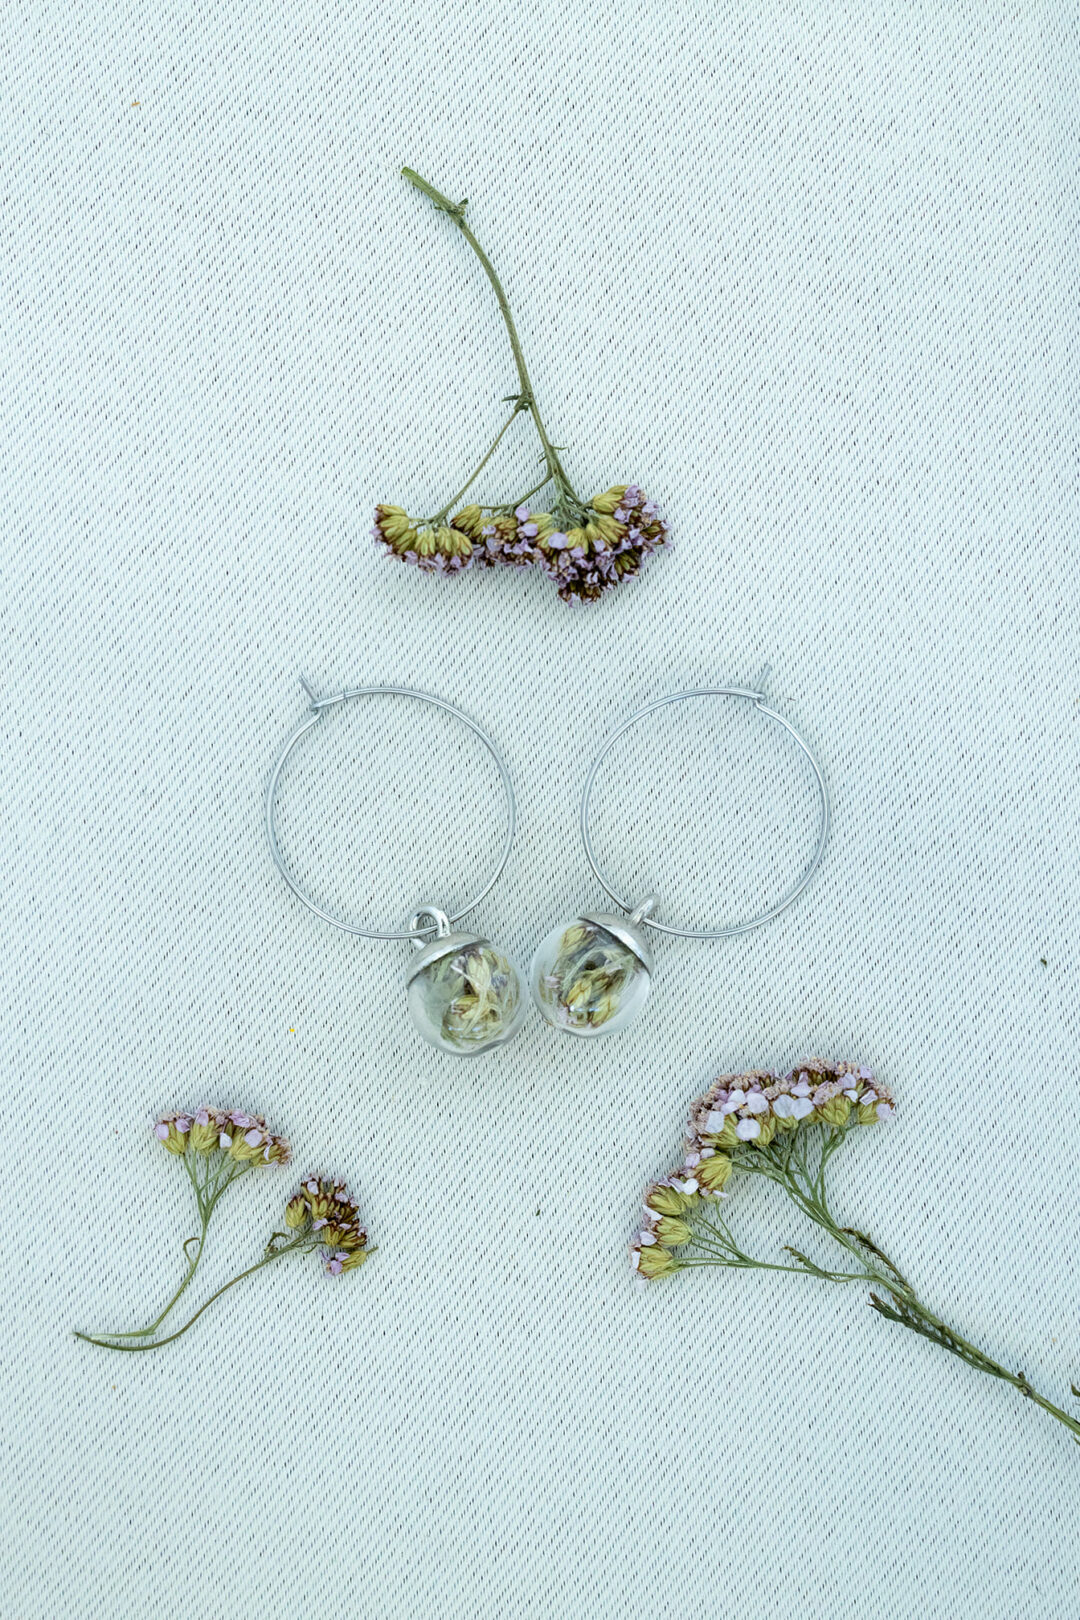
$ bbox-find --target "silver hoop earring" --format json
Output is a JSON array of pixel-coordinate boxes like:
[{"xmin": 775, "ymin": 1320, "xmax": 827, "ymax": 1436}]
[
  {"xmin": 530, "ymin": 676, "xmax": 830, "ymax": 1038},
  {"xmin": 265, "ymin": 678, "xmax": 527, "ymax": 1057}
]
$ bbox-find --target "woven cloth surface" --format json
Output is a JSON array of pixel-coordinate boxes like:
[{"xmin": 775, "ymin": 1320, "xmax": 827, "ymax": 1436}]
[{"xmin": 2, "ymin": 4, "xmax": 1077, "ymax": 1616}]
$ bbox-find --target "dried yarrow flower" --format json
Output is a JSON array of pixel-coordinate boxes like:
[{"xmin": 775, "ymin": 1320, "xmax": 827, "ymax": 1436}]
[
  {"xmin": 631, "ymin": 1059, "xmax": 1080, "ymax": 1447},
  {"xmin": 372, "ymin": 506, "xmax": 474, "ymax": 573},
  {"xmin": 372, "ymin": 169, "xmax": 670, "ymax": 605},
  {"xmin": 75, "ymin": 1116, "xmax": 373, "ymax": 1353},
  {"xmin": 154, "ymin": 1106, "xmax": 292, "ymax": 1167},
  {"xmin": 530, "ymin": 486, "xmax": 671, "ymax": 606},
  {"xmin": 285, "ymin": 1175, "xmax": 372, "ymax": 1276}
]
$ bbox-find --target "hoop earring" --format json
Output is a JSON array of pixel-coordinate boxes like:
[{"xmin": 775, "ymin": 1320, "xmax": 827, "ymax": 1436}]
[
  {"xmin": 530, "ymin": 675, "xmax": 830, "ymax": 1038},
  {"xmin": 265, "ymin": 677, "xmax": 527, "ymax": 1057}
]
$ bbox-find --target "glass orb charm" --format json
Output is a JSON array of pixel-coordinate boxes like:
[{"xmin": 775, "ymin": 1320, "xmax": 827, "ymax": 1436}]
[
  {"xmin": 405, "ymin": 932, "xmax": 527, "ymax": 1056},
  {"xmin": 530, "ymin": 911, "xmax": 653, "ymax": 1037}
]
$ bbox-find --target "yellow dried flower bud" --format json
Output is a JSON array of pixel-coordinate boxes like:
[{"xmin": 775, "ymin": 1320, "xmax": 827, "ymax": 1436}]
[
  {"xmin": 285, "ymin": 1194, "xmax": 308, "ymax": 1229},
  {"xmin": 857, "ymin": 1102, "xmax": 879, "ymax": 1125},
  {"xmin": 755, "ymin": 1114, "xmax": 779, "ymax": 1146},
  {"xmin": 435, "ymin": 523, "xmax": 470, "ymax": 559},
  {"xmin": 819, "ymin": 1096, "xmax": 851, "ymax": 1127},
  {"xmin": 702, "ymin": 1115, "xmax": 739, "ymax": 1149},
  {"xmin": 589, "ymin": 486, "xmax": 628, "ymax": 515},
  {"xmin": 450, "ymin": 504, "xmax": 485, "ymax": 539},
  {"xmin": 636, "ymin": 1243, "xmax": 676, "ymax": 1279},
  {"xmin": 153, "ymin": 1117, "xmax": 191, "ymax": 1155},
  {"xmin": 593, "ymin": 514, "xmax": 623, "ymax": 545},
  {"xmin": 589, "ymin": 992, "xmax": 619, "ymax": 1025},
  {"xmin": 229, "ymin": 1127, "xmax": 265, "ymax": 1161},
  {"xmin": 339, "ymin": 1247, "xmax": 369, "ymax": 1272},
  {"xmin": 655, "ymin": 1216, "xmax": 693, "ymax": 1246},
  {"xmin": 189, "ymin": 1114, "xmax": 218, "ymax": 1154},
  {"xmin": 563, "ymin": 526, "xmax": 587, "ymax": 551},
  {"xmin": 645, "ymin": 1183, "xmax": 691, "ymax": 1218},
  {"xmin": 374, "ymin": 504, "xmax": 413, "ymax": 541},
  {"xmin": 697, "ymin": 1153, "xmax": 733, "ymax": 1192}
]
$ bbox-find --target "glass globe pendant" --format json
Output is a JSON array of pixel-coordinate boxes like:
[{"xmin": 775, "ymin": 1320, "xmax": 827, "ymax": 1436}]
[
  {"xmin": 530, "ymin": 906, "xmax": 654, "ymax": 1038},
  {"xmin": 406, "ymin": 913, "xmax": 527, "ymax": 1057}
]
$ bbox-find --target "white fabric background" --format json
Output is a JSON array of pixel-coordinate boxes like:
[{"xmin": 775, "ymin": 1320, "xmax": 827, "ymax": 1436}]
[{"xmin": 2, "ymin": 3, "xmax": 1077, "ymax": 1615}]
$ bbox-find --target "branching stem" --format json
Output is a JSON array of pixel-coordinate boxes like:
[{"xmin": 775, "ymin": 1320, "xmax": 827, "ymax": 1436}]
[
  {"xmin": 425, "ymin": 407, "xmax": 523, "ymax": 524},
  {"xmin": 402, "ymin": 166, "xmax": 584, "ymax": 518},
  {"xmin": 677, "ymin": 1128, "xmax": 1080, "ymax": 1443},
  {"xmin": 75, "ymin": 1235, "xmax": 314, "ymax": 1353},
  {"xmin": 76, "ymin": 1155, "xmax": 253, "ymax": 1343}
]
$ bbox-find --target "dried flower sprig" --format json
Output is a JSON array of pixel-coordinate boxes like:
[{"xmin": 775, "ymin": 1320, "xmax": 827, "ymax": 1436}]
[
  {"xmin": 74, "ymin": 1107, "xmax": 291, "ymax": 1346},
  {"xmin": 284, "ymin": 1175, "xmax": 372, "ymax": 1275},
  {"xmin": 75, "ymin": 1113, "xmax": 372, "ymax": 1352},
  {"xmin": 633, "ymin": 1060, "xmax": 1080, "ymax": 1444},
  {"xmin": 372, "ymin": 169, "xmax": 671, "ymax": 605}
]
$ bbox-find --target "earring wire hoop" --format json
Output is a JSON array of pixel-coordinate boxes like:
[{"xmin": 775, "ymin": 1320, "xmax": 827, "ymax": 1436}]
[
  {"xmin": 265, "ymin": 680, "xmax": 516, "ymax": 942},
  {"xmin": 579, "ymin": 685, "xmax": 829, "ymax": 941}
]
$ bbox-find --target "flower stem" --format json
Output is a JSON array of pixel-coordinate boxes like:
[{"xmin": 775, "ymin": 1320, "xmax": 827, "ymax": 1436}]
[
  {"xmin": 401, "ymin": 166, "xmax": 582, "ymax": 509},
  {"xmin": 427, "ymin": 406, "xmax": 522, "ymax": 524},
  {"xmin": 490, "ymin": 471, "xmax": 554, "ymax": 512},
  {"xmin": 680, "ymin": 1131, "xmax": 1080, "ymax": 1441},
  {"xmin": 853, "ymin": 1249, "xmax": 1080, "ymax": 1438},
  {"xmin": 77, "ymin": 1156, "xmax": 252, "ymax": 1343},
  {"xmin": 74, "ymin": 1234, "xmax": 312, "ymax": 1353},
  {"xmin": 772, "ymin": 1137, "xmax": 1080, "ymax": 1442}
]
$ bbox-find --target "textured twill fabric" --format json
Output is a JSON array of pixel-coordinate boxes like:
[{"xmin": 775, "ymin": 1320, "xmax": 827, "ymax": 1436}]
[{"xmin": 2, "ymin": 4, "xmax": 1077, "ymax": 1616}]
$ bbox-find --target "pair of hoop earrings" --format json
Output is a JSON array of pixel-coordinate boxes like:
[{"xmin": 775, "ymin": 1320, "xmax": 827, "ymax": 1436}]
[{"xmin": 265, "ymin": 676, "xmax": 829, "ymax": 1056}]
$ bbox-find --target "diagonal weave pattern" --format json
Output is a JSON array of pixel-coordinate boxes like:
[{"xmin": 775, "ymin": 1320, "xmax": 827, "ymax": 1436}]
[{"xmin": 2, "ymin": 3, "xmax": 1077, "ymax": 1616}]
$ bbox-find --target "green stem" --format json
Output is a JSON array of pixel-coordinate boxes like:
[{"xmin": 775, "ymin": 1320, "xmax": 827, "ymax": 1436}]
[
  {"xmin": 123, "ymin": 1229, "xmax": 209, "ymax": 1340},
  {"xmin": 490, "ymin": 471, "xmax": 554, "ymax": 513},
  {"xmin": 686, "ymin": 1214, "xmax": 872, "ymax": 1281},
  {"xmin": 401, "ymin": 166, "xmax": 583, "ymax": 511},
  {"xmin": 77, "ymin": 1155, "xmax": 251, "ymax": 1343},
  {"xmin": 683, "ymin": 1130, "xmax": 1080, "ymax": 1441},
  {"xmin": 426, "ymin": 407, "xmax": 522, "ymax": 524},
  {"xmin": 871, "ymin": 1271, "xmax": 1080, "ymax": 1438},
  {"xmin": 74, "ymin": 1235, "xmax": 312, "ymax": 1353},
  {"xmin": 781, "ymin": 1141, "xmax": 1080, "ymax": 1443}
]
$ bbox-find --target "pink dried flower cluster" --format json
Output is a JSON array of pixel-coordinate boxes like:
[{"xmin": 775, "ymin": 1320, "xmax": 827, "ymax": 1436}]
[
  {"xmin": 76, "ymin": 1113, "xmax": 372, "ymax": 1354},
  {"xmin": 625, "ymin": 1056, "xmax": 1080, "ymax": 1447},
  {"xmin": 373, "ymin": 484, "xmax": 669, "ymax": 605},
  {"xmin": 153, "ymin": 1107, "xmax": 291, "ymax": 1166},
  {"xmin": 285, "ymin": 1175, "xmax": 370, "ymax": 1276},
  {"xmin": 632, "ymin": 1060, "xmax": 895, "ymax": 1279},
  {"xmin": 687, "ymin": 1061, "xmax": 895, "ymax": 1153}
]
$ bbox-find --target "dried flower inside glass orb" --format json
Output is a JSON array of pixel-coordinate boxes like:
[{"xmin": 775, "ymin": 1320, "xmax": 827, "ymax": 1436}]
[
  {"xmin": 632, "ymin": 1058, "xmax": 1080, "ymax": 1446},
  {"xmin": 371, "ymin": 168, "xmax": 671, "ymax": 606},
  {"xmin": 406, "ymin": 932, "xmax": 527, "ymax": 1056},
  {"xmin": 531, "ymin": 914, "xmax": 652, "ymax": 1037}
]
